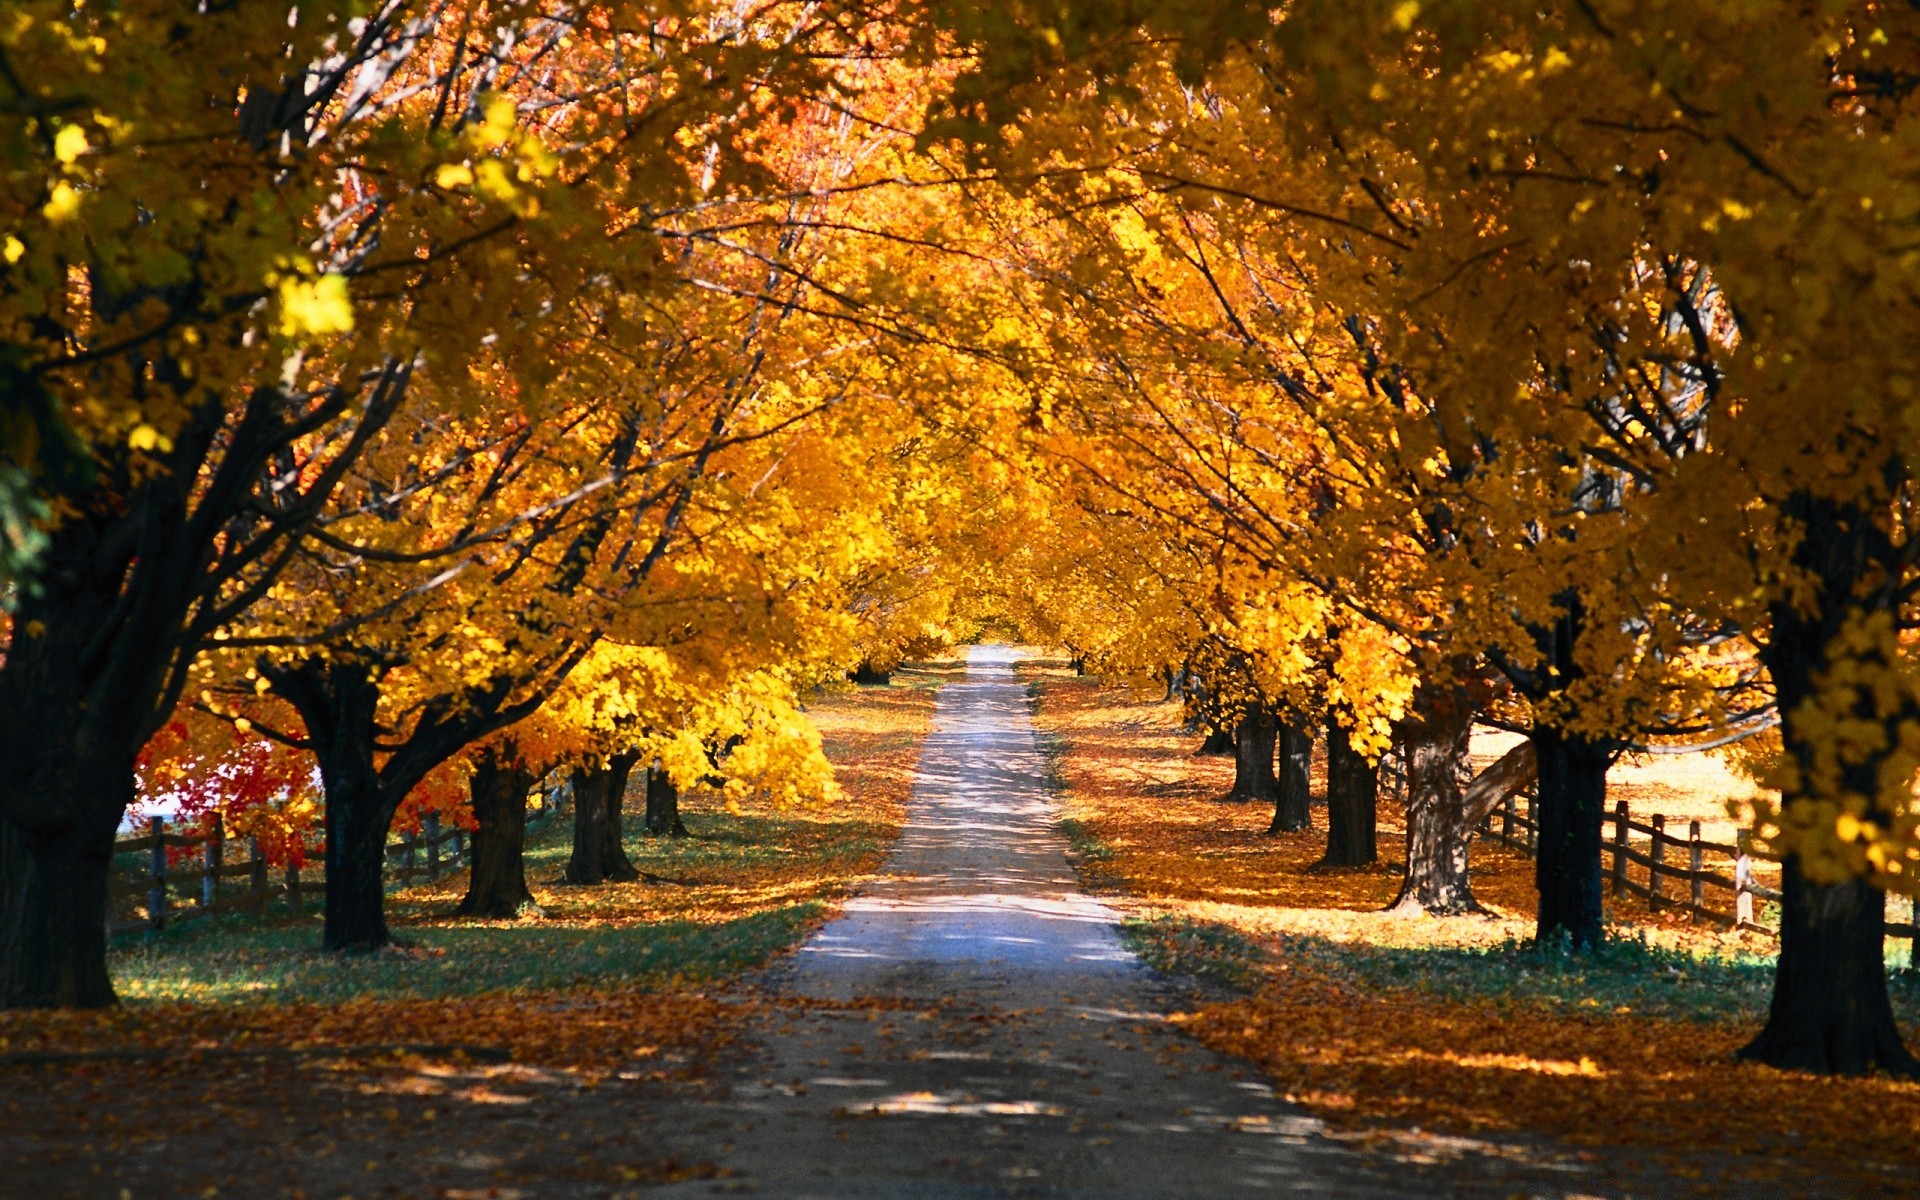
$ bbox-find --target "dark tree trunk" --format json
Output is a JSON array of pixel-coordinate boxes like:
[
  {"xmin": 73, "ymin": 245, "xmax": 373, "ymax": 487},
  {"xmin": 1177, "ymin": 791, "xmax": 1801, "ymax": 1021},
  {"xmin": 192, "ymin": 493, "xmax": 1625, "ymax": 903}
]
[
  {"xmin": 1317, "ymin": 720, "xmax": 1377, "ymax": 868},
  {"xmin": 0, "ymin": 810, "xmax": 119, "ymax": 1008},
  {"xmin": 458, "ymin": 749, "xmax": 539, "ymax": 917},
  {"xmin": 265, "ymin": 657, "xmax": 458, "ymax": 953},
  {"xmin": 1741, "ymin": 864, "xmax": 1912, "ymax": 1074},
  {"xmin": 851, "ymin": 660, "xmax": 892, "ymax": 686},
  {"xmin": 270, "ymin": 659, "xmax": 403, "ymax": 952},
  {"xmin": 1267, "ymin": 721, "xmax": 1312, "ymax": 834},
  {"xmin": 320, "ymin": 760, "xmax": 395, "ymax": 952},
  {"xmin": 645, "ymin": 767, "xmax": 687, "ymax": 837},
  {"xmin": 1531, "ymin": 726, "xmax": 1611, "ymax": 951},
  {"xmin": 567, "ymin": 753, "xmax": 640, "ymax": 884},
  {"xmin": 1196, "ymin": 725, "xmax": 1235, "ymax": 757},
  {"xmin": 1225, "ymin": 710, "xmax": 1279, "ymax": 804},
  {"xmin": 1387, "ymin": 682, "xmax": 1479, "ymax": 914},
  {"xmin": 1739, "ymin": 491, "xmax": 1918, "ymax": 1075}
]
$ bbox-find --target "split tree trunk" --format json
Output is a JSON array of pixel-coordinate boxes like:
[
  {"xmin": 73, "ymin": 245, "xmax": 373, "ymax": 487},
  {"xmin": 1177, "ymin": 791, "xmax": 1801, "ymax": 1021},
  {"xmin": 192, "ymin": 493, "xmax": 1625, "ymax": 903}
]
[
  {"xmin": 458, "ymin": 749, "xmax": 539, "ymax": 917},
  {"xmin": 566, "ymin": 752, "xmax": 641, "ymax": 884},
  {"xmin": 1530, "ymin": 726, "xmax": 1611, "ymax": 951},
  {"xmin": 1226, "ymin": 709, "xmax": 1279, "ymax": 805},
  {"xmin": 645, "ymin": 767, "xmax": 687, "ymax": 837},
  {"xmin": 1317, "ymin": 721, "xmax": 1377, "ymax": 868},
  {"xmin": 1739, "ymin": 491, "xmax": 1918, "ymax": 1074},
  {"xmin": 265, "ymin": 655, "xmax": 510, "ymax": 954},
  {"xmin": 1387, "ymin": 682, "xmax": 1479, "ymax": 914},
  {"xmin": 1266, "ymin": 722, "xmax": 1312, "ymax": 834}
]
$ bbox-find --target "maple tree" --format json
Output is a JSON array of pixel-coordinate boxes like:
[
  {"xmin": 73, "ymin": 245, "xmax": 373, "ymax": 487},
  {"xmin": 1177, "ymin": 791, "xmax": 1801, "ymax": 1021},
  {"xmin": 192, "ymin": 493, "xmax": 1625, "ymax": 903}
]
[{"xmin": 4, "ymin": 0, "xmax": 1916, "ymax": 1100}]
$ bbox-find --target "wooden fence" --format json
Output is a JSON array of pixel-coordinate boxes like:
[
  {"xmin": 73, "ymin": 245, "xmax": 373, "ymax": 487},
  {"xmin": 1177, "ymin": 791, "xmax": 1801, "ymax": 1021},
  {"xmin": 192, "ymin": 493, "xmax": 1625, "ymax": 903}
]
[
  {"xmin": 1476, "ymin": 786, "xmax": 1920, "ymax": 959},
  {"xmin": 109, "ymin": 814, "xmax": 467, "ymax": 935}
]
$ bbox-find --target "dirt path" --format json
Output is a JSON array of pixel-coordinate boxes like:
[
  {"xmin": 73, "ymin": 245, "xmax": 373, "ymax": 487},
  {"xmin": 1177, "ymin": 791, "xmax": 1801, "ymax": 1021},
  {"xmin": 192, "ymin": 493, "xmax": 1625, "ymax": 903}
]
[{"xmin": 651, "ymin": 647, "xmax": 1428, "ymax": 1198}]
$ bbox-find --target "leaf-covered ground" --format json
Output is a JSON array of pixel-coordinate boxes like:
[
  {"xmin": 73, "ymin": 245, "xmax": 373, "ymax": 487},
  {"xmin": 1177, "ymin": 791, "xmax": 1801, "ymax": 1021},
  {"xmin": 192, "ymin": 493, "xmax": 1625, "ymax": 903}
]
[
  {"xmin": 0, "ymin": 666, "xmax": 948, "ymax": 1199},
  {"xmin": 1021, "ymin": 658, "xmax": 1920, "ymax": 1196}
]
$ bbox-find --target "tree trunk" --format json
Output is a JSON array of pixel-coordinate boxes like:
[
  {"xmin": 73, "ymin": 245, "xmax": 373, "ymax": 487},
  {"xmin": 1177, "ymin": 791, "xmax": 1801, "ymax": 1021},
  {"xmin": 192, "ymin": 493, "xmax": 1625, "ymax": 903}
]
[
  {"xmin": 1387, "ymin": 682, "xmax": 1479, "ymax": 914},
  {"xmin": 645, "ymin": 767, "xmax": 687, "ymax": 837},
  {"xmin": 1317, "ymin": 720, "xmax": 1377, "ymax": 868},
  {"xmin": 851, "ymin": 660, "xmax": 892, "ymax": 686},
  {"xmin": 1739, "ymin": 491, "xmax": 1918, "ymax": 1074},
  {"xmin": 264, "ymin": 658, "xmax": 404, "ymax": 953},
  {"xmin": 0, "ymin": 811, "xmax": 119, "ymax": 1007},
  {"xmin": 1531, "ymin": 725, "xmax": 1610, "ymax": 951},
  {"xmin": 320, "ymin": 761, "xmax": 395, "ymax": 952},
  {"xmin": 1225, "ymin": 709, "xmax": 1279, "ymax": 804},
  {"xmin": 1739, "ymin": 864, "xmax": 1913, "ymax": 1074},
  {"xmin": 458, "ymin": 749, "xmax": 538, "ymax": 917},
  {"xmin": 1266, "ymin": 721, "xmax": 1312, "ymax": 834},
  {"xmin": 567, "ymin": 753, "xmax": 640, "ymax": 884}
]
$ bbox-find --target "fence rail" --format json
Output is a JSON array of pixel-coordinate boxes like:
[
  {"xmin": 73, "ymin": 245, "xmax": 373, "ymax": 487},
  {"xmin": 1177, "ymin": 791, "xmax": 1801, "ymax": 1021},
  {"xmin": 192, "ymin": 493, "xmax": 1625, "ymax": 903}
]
[
  {"xmin": 109, "ymin": 813, "xmax": 468, "ymax": 935},
  {"xmin": 1475, "ymin": 788, "xmax": 1920, "ymax": 955}
]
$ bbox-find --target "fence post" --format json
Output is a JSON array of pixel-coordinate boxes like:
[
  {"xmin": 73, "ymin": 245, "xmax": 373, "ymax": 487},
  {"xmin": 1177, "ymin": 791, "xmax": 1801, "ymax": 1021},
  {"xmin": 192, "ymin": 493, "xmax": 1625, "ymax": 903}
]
[
  {"xmin": 148, "ymin": 816, "xmax": 168, "ymax": 930},
  {"xmin": 1501, "ymin": 794, "xmax": 1513, "ymax": 846},
  {"xmin": 1688, "ymin": 820, "xmax": 1704, "ymax": 919},
  {"xmin": 203, "ymin": 813, "xmax": 223, "ymax": 910},
  {"xmin": 1611, "ymin": 801, "xmax": 1628, "ymax": 898},
  {"xmin": 424, "ymin": 813, "xmax": 441, "ymax": 882},
  {"xmin": 286, "ymin": 858, "xmax": 302, "ymax": 916},
  {"xmin": 1525, "ymin": 789, "xmax": 1537, "ymax": 852},
  {"xmin": 401, "ymin": 831, "xmax": 418, "ymax": 887},
  {"xmin": 1735, "ymin": 830, "xmax": 1754, "ymax": 929},
  {"xmin": 1650, "ymin": 814, "xmax": 1667, "ymax": 913},
  {"xmin": 451, "ymin": 827, "xmax": 464, "ymax": 867},
  {"xmin": 248, "ymin": 835, "xmax": 269, "ymax": 911}
]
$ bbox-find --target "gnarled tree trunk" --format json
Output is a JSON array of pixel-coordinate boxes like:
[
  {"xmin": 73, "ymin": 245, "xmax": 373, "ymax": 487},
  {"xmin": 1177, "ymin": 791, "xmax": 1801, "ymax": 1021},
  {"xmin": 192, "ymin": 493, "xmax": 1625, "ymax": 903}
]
[
  {"xmin": 1266, "ymin": 721, "xmax": 1312, "ymax": 834},
  {"xmin": 1531, "ymin": 725, "xmax": 1611, "ymax": 951},
  {"xmin": 1317, "ymin": 720, "xmax": 1377, "ymax": 868},
  {"xmin": 1386, "ymin": 682, "xmax": 1479, "ymax": 914},
  {"xmin": 458, "ymin": 748, "xmax": 538, "ymax": 917},
  {"xmin": 645, "ymin": 766, "xmax": 687, "ymax": 837},
  {"xmin": 1225, "ymin": 709, "xmax": 1279, "ymax": 805},
  {"xmin": 567, "ymin": 752, "xmax": 641, "ymax": 884}
]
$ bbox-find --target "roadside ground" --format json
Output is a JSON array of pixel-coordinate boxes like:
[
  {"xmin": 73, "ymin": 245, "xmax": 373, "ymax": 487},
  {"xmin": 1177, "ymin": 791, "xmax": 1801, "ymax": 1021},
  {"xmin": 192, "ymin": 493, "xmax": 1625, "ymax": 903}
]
[
  {"xmin": 0, "ymin": 662, "xmax": 954, "ymax": 1200},
  {"xmin": 1019, "ymin": 655, "xmax": 1920, "ymax": 1197}
]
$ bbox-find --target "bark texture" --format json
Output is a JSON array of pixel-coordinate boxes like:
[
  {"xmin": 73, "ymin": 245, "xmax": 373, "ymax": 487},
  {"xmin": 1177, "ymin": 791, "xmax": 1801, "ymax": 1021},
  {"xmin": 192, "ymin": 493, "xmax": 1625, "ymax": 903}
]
[
  {"xmin": 0, "ymin": 813, "xmax": 118, "ymax": 1007},
  {"xmin": 1386, "ymin": 683, "xmax": 1479, "ymax": 914},
  {"xmin": 1317, "ymin": 721, "xmax": 1377, "ymax": 868},
  {"xmin": 645, "ymin": 767, "xmax": 688, "ymax": 837},
  {"xmin": 1531, "ymin": 726, "xmax": 1611, "ymax": 951},
  {"xmin": 1739, "ymin": 491, "xmax": 1918, "ymax": 1075},
  {"xmin": 1225, "ymin": 710, "xmax": 1279, "ymax": 805},
  {"xmin": 458, "ymin": 750, "xmax": 539, "ymax": 917},
  {"xmin": 566, "ymin": 753, "xmax": 640, "ymax": 884},
  {"xmin": 1266, "ymin": 722, "xmax": 1312, "ymax": 834}
]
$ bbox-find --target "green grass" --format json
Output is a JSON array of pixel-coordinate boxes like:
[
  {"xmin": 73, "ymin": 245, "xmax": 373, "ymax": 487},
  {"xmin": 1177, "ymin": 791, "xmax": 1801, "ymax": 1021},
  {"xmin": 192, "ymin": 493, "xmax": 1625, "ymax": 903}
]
[
  {"xmin": 107, "ymin": 802, "xmax": 874, "ymax": 1005},
  {"xmin": 108, "ymin": 905, "xmax": 823, "ymax": 1004},
  {"xmin": 1125, "ymin": 913, "xmax": 1920, "ymax": 1026}
]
